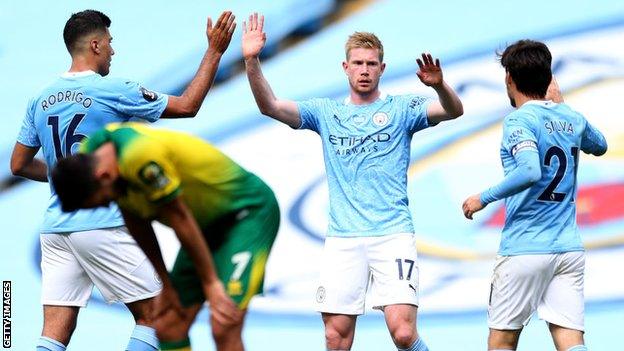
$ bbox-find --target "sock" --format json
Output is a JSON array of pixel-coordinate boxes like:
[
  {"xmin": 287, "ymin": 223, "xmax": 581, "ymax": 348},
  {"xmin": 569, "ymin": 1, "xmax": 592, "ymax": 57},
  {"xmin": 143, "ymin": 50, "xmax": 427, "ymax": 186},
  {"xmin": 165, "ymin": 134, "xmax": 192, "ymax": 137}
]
[
  {"xmin": 567, "ymin": 346, "xmax": 587, "ymax": 351},
  {"xmin": 126, "ymin": 325, "xmax": 159, "ymax": 351},
  {"xmin": 398, "ymin": 337, "xmax": 429, "ymax": 351},
  {"xmin": 160, "ymin": 337, "xmax": 192, "ymax": 351},
  {"xmin": 36, "ymin": 337, "xmax": 66, "ymax": 351}
]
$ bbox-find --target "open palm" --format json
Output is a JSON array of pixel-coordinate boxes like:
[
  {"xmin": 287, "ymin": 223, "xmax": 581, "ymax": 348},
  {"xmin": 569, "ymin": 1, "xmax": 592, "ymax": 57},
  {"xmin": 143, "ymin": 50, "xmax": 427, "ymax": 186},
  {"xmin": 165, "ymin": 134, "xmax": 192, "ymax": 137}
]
[
  {"xmin": 416, "ymin": 53, "xmax": 443, "ymax": 87},
  {"xmin": 242, "ymin": 12, "xmax": 266, "ymax": 59}
]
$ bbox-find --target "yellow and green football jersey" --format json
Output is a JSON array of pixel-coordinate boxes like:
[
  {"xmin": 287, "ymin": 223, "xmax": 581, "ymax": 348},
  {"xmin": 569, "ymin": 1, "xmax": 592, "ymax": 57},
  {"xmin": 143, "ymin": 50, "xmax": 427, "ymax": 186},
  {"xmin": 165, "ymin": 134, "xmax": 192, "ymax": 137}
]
[{"xmin": 81, "ymin": 122, "xmax": 269, "ymax": 227}]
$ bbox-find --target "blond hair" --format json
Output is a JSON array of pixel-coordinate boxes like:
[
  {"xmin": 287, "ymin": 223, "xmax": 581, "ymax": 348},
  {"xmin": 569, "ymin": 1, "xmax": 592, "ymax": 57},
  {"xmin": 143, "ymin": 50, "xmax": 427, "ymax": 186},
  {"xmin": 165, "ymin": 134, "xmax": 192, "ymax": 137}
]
[{"xmin": 345, "ymin": 32, "xmax": 384, "ymax": 62}]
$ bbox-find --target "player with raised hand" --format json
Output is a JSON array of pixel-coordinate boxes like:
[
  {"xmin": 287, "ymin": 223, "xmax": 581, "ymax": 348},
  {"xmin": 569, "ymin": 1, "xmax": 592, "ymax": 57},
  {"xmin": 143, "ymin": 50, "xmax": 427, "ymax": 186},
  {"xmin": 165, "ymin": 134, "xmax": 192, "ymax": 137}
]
[
  {"xmin": 10, "ymin": 9, "xmax": 235, "ymax": 351},
  {"xmin": 462, "ymin": 40, "xmax": 607, "ymax": 351},
  {"xmin": 243, "ymin": 12, "xmax": 463, "ymax": 351}
]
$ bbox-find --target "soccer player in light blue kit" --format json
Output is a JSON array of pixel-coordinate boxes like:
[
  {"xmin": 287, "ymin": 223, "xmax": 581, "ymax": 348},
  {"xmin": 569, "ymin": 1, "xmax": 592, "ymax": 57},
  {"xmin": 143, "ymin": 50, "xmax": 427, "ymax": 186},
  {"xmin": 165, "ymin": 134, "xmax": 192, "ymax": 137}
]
[
  {"xmin": 462, "ymin": 40, "xmax": 608, "ymax": 351},
  {"xmin": 10, "ymin": 9, "xmax": 236, "ymax": 351},
  {"xmin": 243, "ymin": 13, "xmax": 463, "ymax": 351}
]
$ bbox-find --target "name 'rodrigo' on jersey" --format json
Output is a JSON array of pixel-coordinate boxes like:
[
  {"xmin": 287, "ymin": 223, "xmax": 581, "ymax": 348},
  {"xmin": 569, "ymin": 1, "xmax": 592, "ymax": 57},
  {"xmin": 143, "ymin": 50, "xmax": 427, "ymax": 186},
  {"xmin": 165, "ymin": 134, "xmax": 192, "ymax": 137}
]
[
  {"xmin": 297, "ymin": 93, "xmax": 433, "ymax": 237},
  {"xmin": 499, "ymin": 100, "xmax": 607, "ymax": 255},
  {"xmin": 16, "ymin": 71, "xmax": 167, "ymax": 233}
]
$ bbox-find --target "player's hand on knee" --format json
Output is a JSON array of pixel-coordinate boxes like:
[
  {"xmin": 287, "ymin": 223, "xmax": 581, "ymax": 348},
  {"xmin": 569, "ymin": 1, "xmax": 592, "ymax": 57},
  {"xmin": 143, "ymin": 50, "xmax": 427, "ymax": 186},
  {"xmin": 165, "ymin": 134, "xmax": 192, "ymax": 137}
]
[
  {"xmin": 207, "ymin": 11, "xmax": 236, "ymax": 54},
  {"xmin": 203, "ymin": 280, "xmax": 243, "ymax": 326}
]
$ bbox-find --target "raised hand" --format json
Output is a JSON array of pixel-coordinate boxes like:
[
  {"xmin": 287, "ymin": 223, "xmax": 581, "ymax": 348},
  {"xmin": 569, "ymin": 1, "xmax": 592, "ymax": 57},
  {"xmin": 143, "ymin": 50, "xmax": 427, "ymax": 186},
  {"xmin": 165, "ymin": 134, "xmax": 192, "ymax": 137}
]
[
  {"xmin": 207, "ymin": 11, "xmax": 236, "ymax": 54},
  {"xmin": 242, "ymin": 12, "xmax": 266, "ymax": 59},
  {"xmin": 546, "ymin": 76, "xmax": 564, "ymax": 103},
  {"xmin": 416, "ymin": 53, "xmax": 443, "ymax": 87},
  {"xmin": 203, "ymin": 280, "xmax": 243, "ymax": 326}
]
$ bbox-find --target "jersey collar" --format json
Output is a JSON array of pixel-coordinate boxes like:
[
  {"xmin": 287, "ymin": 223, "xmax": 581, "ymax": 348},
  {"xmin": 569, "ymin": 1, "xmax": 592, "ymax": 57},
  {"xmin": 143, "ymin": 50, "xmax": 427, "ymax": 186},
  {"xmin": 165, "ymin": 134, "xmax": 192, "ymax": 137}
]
[
  {"xmin": 343, "ymin": 91, "xmax": 388, "ymax": 105},
  {"xmin": 61, "ymin": 70, "xmax": 97, "ymax": 78},
  {"xmin": 525, "ymin": 99, "xmax": 556, "ymax": 107}
]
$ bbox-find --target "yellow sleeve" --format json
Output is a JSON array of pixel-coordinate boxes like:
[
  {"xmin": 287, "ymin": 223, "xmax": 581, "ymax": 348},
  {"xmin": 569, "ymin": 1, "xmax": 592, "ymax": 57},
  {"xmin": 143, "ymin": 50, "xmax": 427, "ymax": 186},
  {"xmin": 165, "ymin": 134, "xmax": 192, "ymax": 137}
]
[{"xmin": 122, "ymin": 139, "xmax": 181, "ymax": 204}]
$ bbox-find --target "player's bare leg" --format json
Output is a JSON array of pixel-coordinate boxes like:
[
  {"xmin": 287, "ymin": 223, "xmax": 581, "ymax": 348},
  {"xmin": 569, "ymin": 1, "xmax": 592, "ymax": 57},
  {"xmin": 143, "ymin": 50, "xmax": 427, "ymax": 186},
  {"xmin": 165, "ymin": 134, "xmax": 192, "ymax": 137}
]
[
  {"xmin": 488, "ymin": 328, "xmax": 522, "ymax": 350},
  {"xmin": 155, "ymin": 304, "xmax": 202, "ymax": 349},
  {"xmin": 41, "ymin": 305, "xmax": 79, "ymax": 346},
  {"xmin": 210, "ymin": 309, "xmax": 247, "ymax": 351},
  {"xmin": 322, "ymin": 313, "xmax": 357, "ymax": 350},
  {"xmin": 384, "ymin": 304, "xmax": 419, "ymax": 349},
  {"xmin": 548, "ymin": 323, "xmax": 585, "ymax": 351},
  {"xmin": 126, "ymin": 297, "xmax": 156, "ymax": 326}
]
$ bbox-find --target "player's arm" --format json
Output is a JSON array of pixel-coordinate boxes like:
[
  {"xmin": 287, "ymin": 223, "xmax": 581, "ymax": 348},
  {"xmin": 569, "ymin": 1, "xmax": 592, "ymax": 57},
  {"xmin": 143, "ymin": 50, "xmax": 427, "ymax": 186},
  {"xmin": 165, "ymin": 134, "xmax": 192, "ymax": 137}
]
[
  {"xmin": 158, "ymin": 196, "xmax": 243, "ymax": 325},
  {"xmin": 581, "ymin": 121, "xmax": 607, "ymax": 156},
  {"xmin": 161, "ymin": 11, "xmax": 236, "ymax": 118},
  {"xmin": 119, "ymin": 208, "xmax": 186, "ymax": 318},
  {"xmin": 10, "ymin": 143, "xmax": 47, "ymax": 182},
  {"xmin": 415, "ymin": 53, "xmax": 464, "ymax": 124},
  {"xmin": 243, "ymin": 13, "xmax": 301, "ymax": 128},
  {"xmin": 463, "ymin": 147, "xmax": 541, "ymax": 219}
]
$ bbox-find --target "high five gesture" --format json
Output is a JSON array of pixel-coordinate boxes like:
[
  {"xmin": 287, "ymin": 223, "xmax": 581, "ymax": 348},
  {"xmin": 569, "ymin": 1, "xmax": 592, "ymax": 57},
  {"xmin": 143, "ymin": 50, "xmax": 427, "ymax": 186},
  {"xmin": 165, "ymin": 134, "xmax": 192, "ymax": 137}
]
[
  {"xmin": 207, "ymin": 11, "xmax": 236, "ymax": 54},
  {"xmin": 242, "ymin": 12, "xmax": 266, "ymax": 59}
]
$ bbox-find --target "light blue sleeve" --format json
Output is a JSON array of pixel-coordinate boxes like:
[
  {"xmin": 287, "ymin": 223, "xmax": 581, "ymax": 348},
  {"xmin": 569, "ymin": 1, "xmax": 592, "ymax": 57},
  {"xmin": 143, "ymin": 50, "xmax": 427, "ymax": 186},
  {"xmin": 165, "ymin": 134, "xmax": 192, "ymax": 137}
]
[
  {"xmin": 16, "ymin": 98, "xmax": 40, "ymax": 147},
  {"xmin": 111, "ymin": 79, "xmax": 168, "ymax": 122},
  {"xmin": 480, "ymin": 150, "xmax": 541, "ymax": 204},
  {"xmin": 501, "ymin": 111, "xmax": 538, "ymax": 155},
  {"xmin": 481, "ymin": 112, "xmax": 541, "ymax": 205},
  {"xmin": 296, "ymin": 98, "xmax": 325, "ymax": 133},
  {"xmin": 402, "ymin": 95, "xmax": 432, "ymax": 134},
  {"xmin": 581, "ymin": 121, "xmax": 607, "ymax": 156}
]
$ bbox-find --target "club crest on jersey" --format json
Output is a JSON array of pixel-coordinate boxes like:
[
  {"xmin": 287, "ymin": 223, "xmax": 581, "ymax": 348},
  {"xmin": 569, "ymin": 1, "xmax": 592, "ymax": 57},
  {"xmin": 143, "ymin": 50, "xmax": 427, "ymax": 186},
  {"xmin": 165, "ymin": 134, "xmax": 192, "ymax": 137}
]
[
  {"xmin": 139, "ymin": 87, "xmax": 158, "ymax": 102},
  {"xmin": 138, "ymin": 161, "xmax": 170, "ymax": 189},
  {"xmin": 316, "ymin": 286, "xmax": 326, "ymax": 303},
  {"xmin": 372, "ymin": 112, "xmax": 389, "ymax": 127}
]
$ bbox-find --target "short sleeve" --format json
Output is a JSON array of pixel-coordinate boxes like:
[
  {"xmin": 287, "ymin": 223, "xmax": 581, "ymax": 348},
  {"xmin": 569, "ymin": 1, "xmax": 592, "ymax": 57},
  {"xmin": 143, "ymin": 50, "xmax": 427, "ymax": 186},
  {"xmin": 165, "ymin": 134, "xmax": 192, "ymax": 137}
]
[
  {"xmin": 136, "ymin": 159, "xmax": 181, "ymax": 204},
  {"xmin": 402, "ymin": 95, "xmax": 432, "ymax": 134},
  {"xmin": 123, "ymin": 139, "xmax": 181, "ymax": 204},
  {"xmin": 502, "ymin": 111, "xmax": 538, "ymax": 156},
  {"xmin": 297, "ymin": 98, "xmax": 326, "ymax": 132},
  {"xmin": 16, "ymin": 98, "xmax": 40, "ymax": 147},
  {"xmin": 114, "ymin": 80, "xmax": 168, "ymax": 122}
]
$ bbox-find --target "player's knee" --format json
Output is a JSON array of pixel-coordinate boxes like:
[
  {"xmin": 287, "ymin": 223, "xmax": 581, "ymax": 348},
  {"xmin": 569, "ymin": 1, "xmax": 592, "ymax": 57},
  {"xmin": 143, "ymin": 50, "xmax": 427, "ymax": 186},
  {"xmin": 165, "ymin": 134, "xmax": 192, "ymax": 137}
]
[
  {"xmin": 154, "ymin": 312, "xmax": 191, "ymax": 341},
  {"xmin": 211, "ymin": 320, "xmax": 242, "ymax": 346},
  {"xmin": 390, "ymin": 325, "xmax": 416, "ymax": 349},
  {"xmin": 325, "ymin": 326, "xmax": 351, "ymax": 348}
]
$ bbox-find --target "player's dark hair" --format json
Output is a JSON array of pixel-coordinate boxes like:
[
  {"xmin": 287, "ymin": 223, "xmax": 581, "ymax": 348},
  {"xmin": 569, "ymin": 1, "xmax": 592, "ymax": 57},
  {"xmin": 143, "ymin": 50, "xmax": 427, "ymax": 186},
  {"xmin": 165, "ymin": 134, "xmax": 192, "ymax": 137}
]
[
  {"xmin": 63, "ymin": 9, "xmax": 111, "ymax": 54},
  {"xmin": 51, "ymin": 154, "xmax": 99, "ymax": 212},
  {"xmin": 499, "ymin": 39, "xmax": 552, "ymax": 99}
]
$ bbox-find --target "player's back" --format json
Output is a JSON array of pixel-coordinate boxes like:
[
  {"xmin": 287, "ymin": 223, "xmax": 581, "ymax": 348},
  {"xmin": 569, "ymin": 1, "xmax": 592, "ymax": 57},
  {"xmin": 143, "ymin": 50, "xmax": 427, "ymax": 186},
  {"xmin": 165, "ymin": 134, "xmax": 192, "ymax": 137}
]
[
  {"xmin": 83, "ymin": 122, "xmax": 271, "ymax": 229},
  {"xmin": 500, "ymin": 101, "xmax": 587, "ymax": 255},
  {"xmin": 22, "ymin": 72, "xmax": 142, "ymax": 232}
]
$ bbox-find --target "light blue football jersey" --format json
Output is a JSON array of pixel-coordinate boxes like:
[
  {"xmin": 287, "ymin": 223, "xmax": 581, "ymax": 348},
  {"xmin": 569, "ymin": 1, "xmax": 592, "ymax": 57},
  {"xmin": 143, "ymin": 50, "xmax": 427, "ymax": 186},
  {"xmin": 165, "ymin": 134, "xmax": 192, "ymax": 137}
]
[
  {"xmin": 498, "ymin": 100, "xmax": 607, "ymax": 255},
  {"xmin": 297, "ymin": 93, "xmax": 432, "ymax": 237},
  {"xmin": 16, "ymin": 71, "xmax": 168, "ymax": 233}
]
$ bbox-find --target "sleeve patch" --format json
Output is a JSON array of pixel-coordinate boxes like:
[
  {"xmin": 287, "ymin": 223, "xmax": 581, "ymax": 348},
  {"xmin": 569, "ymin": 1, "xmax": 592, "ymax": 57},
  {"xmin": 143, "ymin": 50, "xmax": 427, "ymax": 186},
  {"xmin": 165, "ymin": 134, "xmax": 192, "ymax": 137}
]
[
  {"xmin": 409, "ymin": 96, "xmax": 427, "ymax": 109},
  {"xmin": 138, "ymin": 161, "xmax": 170, "ymax": 189},
  {"xmin": 139, "ymin": 87, "xmax": 158, "ymax": 102},
  {"xmin": 511, "ymin": 140, "xmax": 538, "ymax": 156}
]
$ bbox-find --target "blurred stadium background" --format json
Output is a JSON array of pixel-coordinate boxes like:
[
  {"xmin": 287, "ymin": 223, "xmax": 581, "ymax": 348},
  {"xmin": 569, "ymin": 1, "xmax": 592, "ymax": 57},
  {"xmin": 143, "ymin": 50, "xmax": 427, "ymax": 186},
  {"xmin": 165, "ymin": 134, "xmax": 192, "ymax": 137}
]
[{"xmin": 1, "ymin": 0, "xmax": 623, "ymax": 349}]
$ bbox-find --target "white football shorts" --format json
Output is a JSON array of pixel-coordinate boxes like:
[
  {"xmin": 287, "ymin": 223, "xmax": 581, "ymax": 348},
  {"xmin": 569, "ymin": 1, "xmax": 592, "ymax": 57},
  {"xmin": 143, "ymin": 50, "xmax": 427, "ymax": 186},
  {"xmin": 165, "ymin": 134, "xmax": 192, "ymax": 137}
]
[
  {"xmin": 314, "ymin": 233, "xmax": 419, "ymax": 315},
  {"xmin": 40, "ymin": 226, "xmax": 162, "ymax": 306},
  {"xmin": 488, "ymin": 251, "xmax": 585, "ymax": 331}
]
